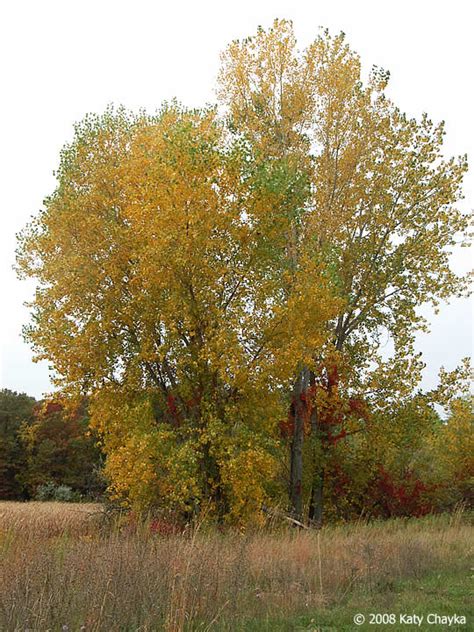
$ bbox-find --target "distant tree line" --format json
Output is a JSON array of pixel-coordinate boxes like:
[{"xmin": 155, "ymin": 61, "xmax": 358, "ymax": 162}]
[{"xmin": 0, "ymin": 389, "xmax": 104, "ymax": 501}]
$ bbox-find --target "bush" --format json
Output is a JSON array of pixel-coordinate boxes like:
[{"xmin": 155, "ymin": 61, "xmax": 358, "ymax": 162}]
[{"xmin": 35, "ymin": 481, "xmax": 82, "ymax": 502}]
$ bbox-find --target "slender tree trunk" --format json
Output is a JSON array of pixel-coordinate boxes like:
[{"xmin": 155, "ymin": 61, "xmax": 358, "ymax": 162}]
[
  {"xmin": 289, "ymin": 367, "xmax": 309, "ymax": 521},
  {"xmin": 308, "ymin": 466, "xmax": 324, "ymax": 527},
  {"xmin": 308, "ymin": 370, "xmax": 324, "ymax": 527}
]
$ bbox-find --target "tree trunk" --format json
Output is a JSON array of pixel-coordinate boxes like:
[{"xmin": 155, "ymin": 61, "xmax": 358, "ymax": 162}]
[
  {"xmin": 308, "ymin": 370, "xmax": 324, "ymax": 527},
  {"xmin": 289, "ymin": 367, "xmax": 309, "ymax": 521},
  {"xmin": 308, "ymin": 465, "xmax": 324, "ymax": 527}
]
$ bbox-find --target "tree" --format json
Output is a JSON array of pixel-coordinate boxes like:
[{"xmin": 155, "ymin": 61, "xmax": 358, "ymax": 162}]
[
  {"xmin": 317, "ymin": 361, "xmax": 473, "ymax": 520},
  {"xmin": 19, "ymin": 399, "xmax": 104, "ymax": 499},
  {"xmin": 418, "ymin": 361, "xmax": 474, "ymax": 510},
  {"xmin": 430, "ymin": 397, "xmax": 474, "ymax": 508},
  {"xmin": 17, "ymin": 22, "xmax": 470, "ymax": 524},
  {"xmin": 0, "ymin": 389, "xmax": 36, "ymax": 499},
  {"xmin": 218, "ymin": 20, "xmax": 470, "ymax": 522},
  {"xmin": 17, "ymin": 104, "xmax": 336, "ymax": 522}
]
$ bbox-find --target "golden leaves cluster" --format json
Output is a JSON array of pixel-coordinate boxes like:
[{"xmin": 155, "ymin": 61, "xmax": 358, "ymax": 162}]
[{"xmin": 16, "ymin": 20, "xmax": 471, "ymax": 521}]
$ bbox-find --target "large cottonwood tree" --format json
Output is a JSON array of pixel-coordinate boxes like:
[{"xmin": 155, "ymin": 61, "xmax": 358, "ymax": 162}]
[
  {"xmin": 17, "ymin": 104, "xmax": 336, "ymax": 522},
  {"xmin": 218, "ymin": 20, "xmax": 470, "ymax": 522},
  {"xmin": 17, "ymin": 21, "xmax": 469, "ymax": 524}
]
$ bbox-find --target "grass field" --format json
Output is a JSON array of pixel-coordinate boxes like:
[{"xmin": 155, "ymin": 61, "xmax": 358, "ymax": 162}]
[{"xmin": 0, "ymin": 502, "xmax": 471, "ymax": 631}]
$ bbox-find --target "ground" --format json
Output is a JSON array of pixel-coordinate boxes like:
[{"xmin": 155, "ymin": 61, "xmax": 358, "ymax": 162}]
[{"xmin": 0, "ymin": 502, "xmax": 471, "ymax": 631}]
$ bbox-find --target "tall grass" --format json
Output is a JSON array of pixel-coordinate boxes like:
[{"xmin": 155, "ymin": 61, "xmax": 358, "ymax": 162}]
[{"xmin": 0, "ymin": 502, "xmax": 471, "ymax": 630}]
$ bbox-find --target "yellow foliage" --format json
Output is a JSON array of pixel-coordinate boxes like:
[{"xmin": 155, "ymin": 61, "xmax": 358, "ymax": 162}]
[{"xmin": 16, "ymin": 21, "xmax": 470, "ymax": 524}]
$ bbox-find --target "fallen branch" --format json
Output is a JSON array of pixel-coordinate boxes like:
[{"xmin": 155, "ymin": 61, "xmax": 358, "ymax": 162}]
[{"xmin": 261, "ymin": 504, "xmax": 309, "ymax": 529}]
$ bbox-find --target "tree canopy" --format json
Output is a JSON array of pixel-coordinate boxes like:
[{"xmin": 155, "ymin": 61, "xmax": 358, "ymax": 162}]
[{"xmin": 16, "ymin": 20, "xmax": 471, "ymax": 524}]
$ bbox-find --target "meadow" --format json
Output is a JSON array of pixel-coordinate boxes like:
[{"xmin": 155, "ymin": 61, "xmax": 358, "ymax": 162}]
[{"xmin": 0, "ymin": 502, "xmax": 472, "ymax": 631}]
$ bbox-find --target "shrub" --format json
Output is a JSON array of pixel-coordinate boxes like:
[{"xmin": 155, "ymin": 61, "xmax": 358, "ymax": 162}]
[{"xmin": 35, "ymin": 481, "xmax": 81, "ymax": 502}]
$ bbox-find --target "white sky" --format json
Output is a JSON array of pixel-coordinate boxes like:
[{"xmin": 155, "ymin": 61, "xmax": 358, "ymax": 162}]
[{"xmin": 0, "ymin": 0, "xmax": 472, "ymax": 399}]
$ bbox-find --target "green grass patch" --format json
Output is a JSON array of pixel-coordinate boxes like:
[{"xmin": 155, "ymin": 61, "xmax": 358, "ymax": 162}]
[{"xmin": 218, "ymin": 568, "xmax": 472, "ymax": 631}]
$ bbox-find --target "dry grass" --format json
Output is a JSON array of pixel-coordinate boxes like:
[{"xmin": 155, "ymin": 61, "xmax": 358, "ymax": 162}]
[
  {"xmin": 0, "ymin": 501, "xmax": 102, "ymax": 539},
  {"xmin": 0, "ymin": 502, "xmax": 471, "ymax": 631}
]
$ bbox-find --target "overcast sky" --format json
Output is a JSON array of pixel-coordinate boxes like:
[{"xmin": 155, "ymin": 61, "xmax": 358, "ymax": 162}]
[{"xmin": 0, "ymin": 0, "xmax": 472, "ymax": 399}]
